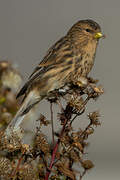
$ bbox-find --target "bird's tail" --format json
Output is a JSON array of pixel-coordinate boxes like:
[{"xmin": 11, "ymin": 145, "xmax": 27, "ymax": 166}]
[{"xmin": 5, "ymin": 90, "xmax": 41, "ymax": 137}]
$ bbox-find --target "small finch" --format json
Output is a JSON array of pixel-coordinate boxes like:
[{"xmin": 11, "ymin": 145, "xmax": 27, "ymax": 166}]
[{"xmin": 6, "ymin": 19, "xmax": 104, "ymax": 135}]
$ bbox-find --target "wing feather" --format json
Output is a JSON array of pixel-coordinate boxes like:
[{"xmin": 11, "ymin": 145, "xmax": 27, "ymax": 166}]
[
  {"xmin": 17, "ymin": 36, "xmax": 71, "ymax": 98},
  {"xmin": 29, "ymin": 36, "xmax": 68, "ymax": 79}
]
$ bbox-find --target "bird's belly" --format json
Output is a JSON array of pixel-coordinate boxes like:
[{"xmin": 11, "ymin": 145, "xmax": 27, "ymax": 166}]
[
  {"xmin": 70, "ymin": 60, "xmax": 94, "ymax": 83},
  {"xmin": 37, "ymin": 65, "xmax": 71, "ymax": 95}
]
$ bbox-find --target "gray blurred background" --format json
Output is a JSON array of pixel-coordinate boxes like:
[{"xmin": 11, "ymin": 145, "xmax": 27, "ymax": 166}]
[{"xmin": 0, "ymin": 0, "xmax": 120, "ymax": 179}]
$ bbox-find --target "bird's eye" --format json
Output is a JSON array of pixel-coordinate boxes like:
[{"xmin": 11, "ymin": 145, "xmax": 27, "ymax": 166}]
[{"xmin": 85, "ymin": 29, "xmax": 92, "ymax": 33}]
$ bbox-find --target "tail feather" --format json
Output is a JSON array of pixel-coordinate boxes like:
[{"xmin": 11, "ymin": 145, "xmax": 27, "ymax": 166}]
[
  {"xmin": 5, "ymin": 90, "xmax": 41, "ymax": 137},
  {"xmin": 16, "ymin": 82, "xmax": 29, "ymax": 99}
]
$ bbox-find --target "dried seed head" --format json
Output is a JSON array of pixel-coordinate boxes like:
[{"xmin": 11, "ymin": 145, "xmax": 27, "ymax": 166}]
[
  {"xmin": 1, "ymin": 112, "xmax": 12, "ymax": 126},
  {"xmin": 0, "ymin": 63, "xmax": 22, "ymax": 92},
  {"xmin": 89, "ymin": 85, "xmax": 104, "ymax": 99},
  {"xmin": 0, "ymin": 157, "xmax": 12, "ymax": 179},
  {"xmin": 0, "ymin": 131, "xmax": 22, "ymax": 152},
  {"xmin": 82, "ymin": 160, "xmax": 94, "ymax": 170},
  {"xmin": 68, "ymin": 92, "xmax": 84, "ymax": 113},
  {"xmin": 18, "ymin": 162, "xmax": 38, "ymax": 180},
  {"xmin": 39, "ymin": 114, "xmax": 50, "ymax": 126},
  {"xmin": 0, "ymin": 61, "xmax": 10, "ymax": 70},
  {"xmin": 34, "ymin": 132, "xmax": 50, "ymax": 154},
  {"xmin": 88, "ymin": 111, "xmax": 101, "ymax": 126}
]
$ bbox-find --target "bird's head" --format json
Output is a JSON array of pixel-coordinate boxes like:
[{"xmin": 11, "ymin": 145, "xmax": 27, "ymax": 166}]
[{"xmin": 67, "ymin": 19, "xmax": 104, "ymax": 43}]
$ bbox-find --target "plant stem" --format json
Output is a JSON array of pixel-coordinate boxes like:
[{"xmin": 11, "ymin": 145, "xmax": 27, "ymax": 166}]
[
  {"xmin": 50, "ymin": 102, "xmax": 55, "ymax": 145},
  {"xmin": 45, "ymin": 117, "xmax": 68, "ymax": 180},
  {"xmin": 11, "ymin": 149, "xmax": 25, "ymax": 178}
]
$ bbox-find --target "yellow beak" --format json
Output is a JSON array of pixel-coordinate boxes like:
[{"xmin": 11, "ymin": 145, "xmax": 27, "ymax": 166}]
[{"xmin": 94, "ymin": 32, "xmax": 103, "ymax": 39}]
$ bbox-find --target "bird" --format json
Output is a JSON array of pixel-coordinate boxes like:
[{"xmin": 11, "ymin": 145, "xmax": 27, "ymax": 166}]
[{"xmin": 5, "ymin": 19, "xmax": 104, "ymax": 136}]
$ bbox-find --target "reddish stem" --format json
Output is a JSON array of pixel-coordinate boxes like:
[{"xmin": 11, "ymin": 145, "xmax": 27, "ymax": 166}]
[
  {"xmin": 45, "ymin": 97, "xmax": 90, "ymax": 180},
  {"xmin": 45, "ymin": 118, "xmax": 68, "ymax": 180},
  {"xmin": 45, "ymin": 142, "xmax": 59, "ymax": 180},
  {"xmin": 50, "ymin": 102, "xmax": 55, "ymax": 145},
  {"xmin": 11, "ymin": 150, "xmax": 25, "ymax": 177}
]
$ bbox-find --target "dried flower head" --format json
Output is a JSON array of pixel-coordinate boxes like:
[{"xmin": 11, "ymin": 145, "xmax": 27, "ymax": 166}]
[
  {"xmin": 88, "ymin": 111, "xmax": 101, "ymax": 126},
  {"xmin": 34, "ymin": 132, "xmax": 50, "ymax": 154},
  {"xmin": 89, "ymin": 85, "xmax": 104, "ymax": 99},
  {"xmin": 18, "ymin": 162, "xmax": 38, "ymax": 180},
  {"xmin": 81, "ymin": 160, "xmax": 94, "ymax": 170},
  {"xmin": 38, "ymin": 114, "xmax": 50, "ymax": 126},
  {"xmin": 0, "ymin": 130, "xmax": 22, "ymax": 152},
  {"xmin": 68, "ymin": 92, "xmax": 84, "ymax": 113},
  {"xmin": 0, "ymin": 157, "xmax": 12, "ymax": 179},
  {"xmin": 0, "ymin": 61, "xmax": 10, "ymax": 71},
  {"xmin": 0, "ymin": 60, "xmax": 22, "ymax": 92}
]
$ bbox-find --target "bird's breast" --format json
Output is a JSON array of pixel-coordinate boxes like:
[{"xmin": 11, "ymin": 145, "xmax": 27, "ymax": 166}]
[
  {"xmin": 74, "ymin": 57, "xmax": 94, "ymax": 79},
  {"xmin": 70, "ymin": 41, "xmax": 97, "ymax": 83}
]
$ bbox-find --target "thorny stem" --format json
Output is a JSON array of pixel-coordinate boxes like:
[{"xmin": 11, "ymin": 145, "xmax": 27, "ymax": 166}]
[{"xmin": 50, "ymin": 102, "xmax": 55, "ymax": 145}]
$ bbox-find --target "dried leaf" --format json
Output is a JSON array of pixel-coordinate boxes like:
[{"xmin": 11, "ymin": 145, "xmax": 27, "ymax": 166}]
[
  {"xmin": 70, "ymin": 150, "xmax": 80, "ymax": 162},
  {"xmin": 56, "ymin": 160, "xmax": 76, "ymax": 180},
  {"xmin": 86, "ymin": 127, "xmax": 94, "ymax": 135},
  {"xmin": 72, "ymin": 142, "xmax": 83, "ymax": 152}
]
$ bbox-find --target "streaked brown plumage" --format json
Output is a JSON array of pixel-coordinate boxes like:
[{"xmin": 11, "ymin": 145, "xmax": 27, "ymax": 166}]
[{"xmin": 6, "ymin": 19, "xmax": 103, "ymax": 135}]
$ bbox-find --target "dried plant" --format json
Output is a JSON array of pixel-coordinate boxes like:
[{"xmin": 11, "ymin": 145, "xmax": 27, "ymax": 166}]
[{"xmin": 0, "ymin": 61, "xmax": 104, "ymax": 180}]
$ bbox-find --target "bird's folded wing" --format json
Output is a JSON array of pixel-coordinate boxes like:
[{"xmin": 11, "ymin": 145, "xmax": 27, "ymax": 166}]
[{"xmin": 29, "ymin": 36, "xmax": 70, "ymax": 79}]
